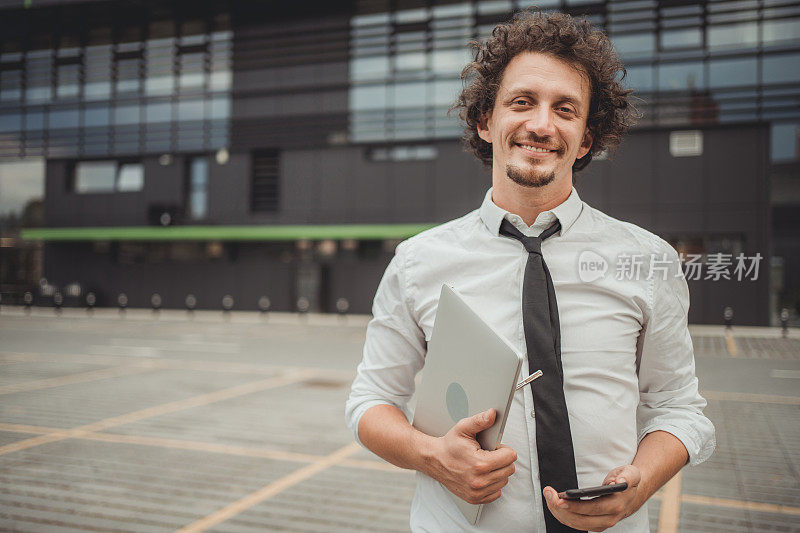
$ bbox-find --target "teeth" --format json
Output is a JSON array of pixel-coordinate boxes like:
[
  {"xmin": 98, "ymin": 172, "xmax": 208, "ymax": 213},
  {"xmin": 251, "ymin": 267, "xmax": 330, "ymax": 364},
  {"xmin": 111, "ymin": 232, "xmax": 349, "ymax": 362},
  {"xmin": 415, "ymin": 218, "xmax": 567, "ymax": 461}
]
[{"xmin": 518, "ymin": 145, "xmax": 551, "ymax": 153}]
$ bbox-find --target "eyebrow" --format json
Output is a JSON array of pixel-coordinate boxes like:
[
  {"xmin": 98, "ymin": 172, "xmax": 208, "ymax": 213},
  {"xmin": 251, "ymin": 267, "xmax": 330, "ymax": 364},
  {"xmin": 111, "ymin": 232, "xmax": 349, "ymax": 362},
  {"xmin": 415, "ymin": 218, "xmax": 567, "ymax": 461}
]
[{"xmin": 504, "ymin": 87, "xmax": 585, "ymax": 109}]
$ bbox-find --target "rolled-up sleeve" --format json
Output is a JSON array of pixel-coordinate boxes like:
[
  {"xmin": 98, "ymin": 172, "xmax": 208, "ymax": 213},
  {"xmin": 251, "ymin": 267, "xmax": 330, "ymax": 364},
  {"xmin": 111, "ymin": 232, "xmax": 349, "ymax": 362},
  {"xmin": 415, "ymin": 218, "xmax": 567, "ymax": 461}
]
[
  {"xmin": 345, "ymin": 242, "xmax": 427, "ymax": 446},
  {"xmin": 636, "ymin": 243, "xmax": 716, "ymax": 466}
]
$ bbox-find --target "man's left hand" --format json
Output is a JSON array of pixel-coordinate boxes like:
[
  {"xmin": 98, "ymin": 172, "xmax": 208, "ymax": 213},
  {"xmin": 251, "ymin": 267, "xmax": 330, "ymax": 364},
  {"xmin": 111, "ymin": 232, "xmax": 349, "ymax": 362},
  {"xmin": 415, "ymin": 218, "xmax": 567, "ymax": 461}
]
[{"xmin": 543, "ymin": 465, "xmax": 643, "ymax": 532}]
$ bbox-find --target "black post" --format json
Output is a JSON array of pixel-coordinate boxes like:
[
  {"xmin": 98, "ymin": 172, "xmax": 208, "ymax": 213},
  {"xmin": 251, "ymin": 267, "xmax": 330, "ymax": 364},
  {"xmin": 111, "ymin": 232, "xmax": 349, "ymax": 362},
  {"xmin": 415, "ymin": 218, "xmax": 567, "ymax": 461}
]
[
  {"xmin": 151, "ymin": 293, "xmax": 162, "ymax": 317},
  {"xmin": 23, "ymin": 291, "xmax": 33, "ymax": 315},
  {"xmin": 780, "ymin": 308, "xmax": 789, "ymax": 339},
  {"xmin": 723, "ymin": 306, "xmax": 733, "ymax": 331},
  {"xmin": 53, "ymin": 291, "xmax": 63, "ymax": 316},
  {"xmin": 86, "ymin": 292, "xmax": 96, "ymax": 315},
  {"xmin": 118, "ymin": 293, "xmax": 128, "ymax": 316},
  {"xmin": 185, "ymin": 294, "xmax": 197, "ymax": 317}
]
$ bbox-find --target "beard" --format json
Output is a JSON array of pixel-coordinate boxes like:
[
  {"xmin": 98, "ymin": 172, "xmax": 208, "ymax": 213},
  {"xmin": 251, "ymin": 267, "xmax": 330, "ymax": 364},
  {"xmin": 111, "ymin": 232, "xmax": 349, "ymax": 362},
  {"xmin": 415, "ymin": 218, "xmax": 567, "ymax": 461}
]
[{"xmin": 505, "ymin": 162, "xmax": 556, "ymax": 188}]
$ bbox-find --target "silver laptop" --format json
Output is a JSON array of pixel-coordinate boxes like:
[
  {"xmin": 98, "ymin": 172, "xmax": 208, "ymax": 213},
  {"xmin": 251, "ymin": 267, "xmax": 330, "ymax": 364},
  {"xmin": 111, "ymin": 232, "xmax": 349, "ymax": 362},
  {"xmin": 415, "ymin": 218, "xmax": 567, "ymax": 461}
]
[{"xmin": 412, "ymin": 284, "xmax": 524, "ymax": 525}]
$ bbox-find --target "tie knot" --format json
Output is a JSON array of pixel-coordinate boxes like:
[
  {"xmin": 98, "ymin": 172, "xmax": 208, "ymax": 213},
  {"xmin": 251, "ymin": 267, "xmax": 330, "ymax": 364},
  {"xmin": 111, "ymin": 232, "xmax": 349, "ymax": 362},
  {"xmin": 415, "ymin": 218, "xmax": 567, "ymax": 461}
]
[{"xmin": 499, "ymin": 218, "xmax": 560, "ymax": 256}]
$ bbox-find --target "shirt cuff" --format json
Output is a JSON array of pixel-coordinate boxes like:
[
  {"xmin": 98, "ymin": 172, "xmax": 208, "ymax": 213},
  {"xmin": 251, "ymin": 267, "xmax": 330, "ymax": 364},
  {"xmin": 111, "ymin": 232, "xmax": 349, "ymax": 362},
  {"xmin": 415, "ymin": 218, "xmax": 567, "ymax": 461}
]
[
  {"xmin": 637, "ymin": 422, "xmax": 716, "ymax": 467},
  {"xmin": 347, "ymin": 398, "xmax": 401, "ymax": 448}
]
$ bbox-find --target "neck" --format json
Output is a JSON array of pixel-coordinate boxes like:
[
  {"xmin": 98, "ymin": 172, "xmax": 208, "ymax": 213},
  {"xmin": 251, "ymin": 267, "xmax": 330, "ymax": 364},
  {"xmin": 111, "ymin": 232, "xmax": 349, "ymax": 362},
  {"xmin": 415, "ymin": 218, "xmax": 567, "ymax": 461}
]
[{"xmin": 491, "ymin": 171, "xmax": 573, "ymax": 227}]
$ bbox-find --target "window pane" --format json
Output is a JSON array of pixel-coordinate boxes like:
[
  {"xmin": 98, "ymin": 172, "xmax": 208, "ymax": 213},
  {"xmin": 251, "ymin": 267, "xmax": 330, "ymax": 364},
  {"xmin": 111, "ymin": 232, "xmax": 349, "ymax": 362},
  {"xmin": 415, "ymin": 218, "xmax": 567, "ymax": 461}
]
[
  {"xmin": 661, "ymin": 28, "xmax": 702, "ymax": 49},
  {"xmin": 49, "ymin": 108, "xmax": 79, "ymax": 129},
  {"xmin": 710, "ymin": 57, "xmax": 757, "ymax": 88},
  {"xmin": 659, "ymin": 61, "xmax": 705, "ymax": 91},
  {"xmin": 708, "ymin": 22, "xmax": 758, "ymax": 49},
  {"xmin": 189, "ymin": 157, "xmax": 208, "ymax": 220},
  {"xmin": 762, "ymin": 18, "xmax": 800, "ymax": 45},
  {"xmin": 763, "ymin": 53, "xmax": 800, "ymax": 84},
  {"xmin": 612, "ymin": 33, "xmax": 656, "ymax": 59},
  {"xmin": 117, "ymin": 163, "xmax": 144, "ymax": 191},
  {"xmin": 771, "ymin": 122, "xmax": 799, "ymax": 162},
  {"xmin": 0, "ymin": 158, "xmax": 45, "ymax": 220},
  {"xmin": 624, "ymin": 65, "xmax": 654, "ymax": 91},
  {"xmin": 75, "ymin": 161, "xmax": 116, "ymax": 193},
  {"xmin": 351, "ymin": 55, "xmax": 390, "ymax": 81}
]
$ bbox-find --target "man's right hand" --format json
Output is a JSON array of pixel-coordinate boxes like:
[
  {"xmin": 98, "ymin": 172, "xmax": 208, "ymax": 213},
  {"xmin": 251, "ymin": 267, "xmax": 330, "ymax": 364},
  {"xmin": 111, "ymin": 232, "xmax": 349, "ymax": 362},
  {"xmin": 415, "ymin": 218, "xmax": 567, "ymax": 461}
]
[{"xmin": 424, "ymin": 409, "xmax": 517, "ymax": 505}]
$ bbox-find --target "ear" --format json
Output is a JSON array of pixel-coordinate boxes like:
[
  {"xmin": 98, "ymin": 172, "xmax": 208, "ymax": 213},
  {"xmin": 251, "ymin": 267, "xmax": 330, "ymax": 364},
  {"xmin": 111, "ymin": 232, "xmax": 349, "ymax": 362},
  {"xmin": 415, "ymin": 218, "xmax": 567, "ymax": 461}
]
[
  {"xmin": 477, "ymin": 112, "xmax": 493, "ymax": 144},
  {"xmin": 577, "ymin": 128, "xmax": 593, "ymax": 159}
]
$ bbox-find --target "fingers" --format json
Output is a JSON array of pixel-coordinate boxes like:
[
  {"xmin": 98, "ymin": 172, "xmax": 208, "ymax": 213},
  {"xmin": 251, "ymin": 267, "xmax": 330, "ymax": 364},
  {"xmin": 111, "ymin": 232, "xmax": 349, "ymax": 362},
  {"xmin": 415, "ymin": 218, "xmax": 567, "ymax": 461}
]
[{"xmin": 455, "ymin": 409, "xmax": 496, "ymax": 437}]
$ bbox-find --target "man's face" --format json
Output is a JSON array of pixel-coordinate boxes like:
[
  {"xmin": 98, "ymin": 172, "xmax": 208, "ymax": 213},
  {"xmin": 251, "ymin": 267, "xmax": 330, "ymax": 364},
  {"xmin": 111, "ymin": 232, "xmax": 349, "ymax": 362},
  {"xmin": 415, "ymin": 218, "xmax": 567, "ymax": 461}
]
[{"xmin": 477, "ymin": 51, "xmax": 593, "ymax": 189}]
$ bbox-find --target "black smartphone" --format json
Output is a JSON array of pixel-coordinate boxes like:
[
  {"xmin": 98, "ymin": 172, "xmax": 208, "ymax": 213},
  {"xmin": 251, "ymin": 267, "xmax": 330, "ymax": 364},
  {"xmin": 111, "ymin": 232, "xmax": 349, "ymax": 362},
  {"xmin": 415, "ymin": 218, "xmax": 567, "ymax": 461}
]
[{"xmin": 559, "ymin": 482, "xmax": 628, "ymax": 500}]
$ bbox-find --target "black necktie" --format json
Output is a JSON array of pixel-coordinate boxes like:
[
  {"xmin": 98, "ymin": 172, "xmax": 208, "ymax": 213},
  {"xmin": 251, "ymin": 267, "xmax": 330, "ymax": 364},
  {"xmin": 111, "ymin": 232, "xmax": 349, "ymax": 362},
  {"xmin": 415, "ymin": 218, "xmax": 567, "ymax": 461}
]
[{"xmin": 500, "ymin": 218, "xmax": 584, "ymax": 533}]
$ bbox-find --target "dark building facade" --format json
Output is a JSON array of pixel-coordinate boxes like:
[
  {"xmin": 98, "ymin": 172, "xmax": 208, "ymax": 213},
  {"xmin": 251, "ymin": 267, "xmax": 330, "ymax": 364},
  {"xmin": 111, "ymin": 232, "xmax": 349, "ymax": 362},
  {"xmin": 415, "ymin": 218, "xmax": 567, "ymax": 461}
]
[{"xmin": 1, "ymin": 0, "xmax": 798, "ymax": 325}]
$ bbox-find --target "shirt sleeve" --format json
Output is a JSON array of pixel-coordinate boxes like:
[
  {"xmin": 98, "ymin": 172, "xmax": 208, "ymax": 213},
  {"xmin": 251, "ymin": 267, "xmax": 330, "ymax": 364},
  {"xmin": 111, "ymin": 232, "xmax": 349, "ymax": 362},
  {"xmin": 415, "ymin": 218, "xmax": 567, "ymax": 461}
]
[
  {"xmin": 636, "ymin": 242, "xmax": 716, "ymax": 466},
  {"xmin": 345, "ymin": 242, "xmax": 427, "ymax": 447}
]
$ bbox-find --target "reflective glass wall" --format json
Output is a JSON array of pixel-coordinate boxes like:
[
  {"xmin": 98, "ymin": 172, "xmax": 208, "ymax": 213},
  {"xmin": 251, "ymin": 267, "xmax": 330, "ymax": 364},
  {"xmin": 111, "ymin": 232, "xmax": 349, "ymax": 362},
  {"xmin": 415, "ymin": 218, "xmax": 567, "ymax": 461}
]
[
  {"xmin": 349, "ymin": 0, "xmax": 800, "ymax": 162},
  {"xmin": 0, "ymin": 7, "xmax": 232, "ymax": 160}
]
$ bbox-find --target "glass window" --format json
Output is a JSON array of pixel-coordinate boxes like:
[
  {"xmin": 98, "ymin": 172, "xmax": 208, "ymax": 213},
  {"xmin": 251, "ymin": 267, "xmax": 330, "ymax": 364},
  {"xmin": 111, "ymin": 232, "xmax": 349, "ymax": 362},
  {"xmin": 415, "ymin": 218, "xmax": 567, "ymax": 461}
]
[
  {"xmin": 179, "ymin": 52, "xmax": 205, "ymax": 89},
  {"xmin": 25, "ymin": 110, "xmax": 44, "ymax": 130},
  {"xmin": 74, "ymin": 161, "xmax": 116, "ymax": 193},
  {"xmin": 350, "ymin": 85, "xmax": 387, "ymax": 111},
  {"xmin": 209, "ymin": 95, "xmax": 230, "ymax": 120},
  {"xmin": 661, "ymin": 28, "xmax": 702, "ymax": 49},
  {"xmin": 84, "ymin": 105, "xmax": 110, "ymax": 127},
  {"xmin": 611, "ymin": 33, "xmax": 656, "ymax": 58},
  {"xmin": 658, "ymin": 61, "xmax": 705, "ymax": 91},
  {"xmin": 57, "ymin": 63, "xmax": 80, "ymax": 99},
  {"xmin": 114, "ymin": 104, "xmax": 140, "ymax": 125},
  {"xmin": 25, "ymin": 51, "xmax": 52, "ymax": 103},
  {"xmin": 84, "ymin": 44, "xmax": 112, "ymax": 100},
  {"xmin": 707, "ymin": 22, "xmax": 758, "ymax": 49},
  {"xmin": 762, "ymin": 18, "xmax": 800, "ymax": 45},
  {"xmin": 393, "ymin": 81, "xmax": 427, "ymax": 109},
  {"xmin": 0, "ymin": 158, "xmax": 45, "ymax": 221},
  {"xmin": 0, "ymin": 112, "xmax": 21, "ymax": 132},
  {"xmin": 763, "ymin": 53, "xmax": 800, "ymax": 84},
  {"xmin": 351, "ymin": 55, "xmax": 390, "ymax": 81},
  {"xmin": 49, "ymin": 108, "xmax": 79, "ymax": 129},
  {"xmin": 187, "ymin": 157, "xmax": 208, "ymax": 220},
  {"xmin": 710, "ymin": 57, "xmax": 757, "ymax": 88},
  {"xmin": 433, "ymin": 79, "xmax": 463, "ymax": 107},
  {"xmin": 624, "ymin": 65, "xmax": 654, "ymax": 92},
  {"xmin": 178, "ymin": 98, "xmax": 204, "ymax": 122},
  {"xmin": 395, "ymin": 51, "xmax": 427, "ymax": 72},
  {"xmin": 0, "ymin": 68, "xmax": 22, "ymax": 102},
  {"xmin": 771, "ymin": 122, "xmax": 799, "ymax": 162},
  {"xmin": 146, "ymin": 101, "xmax": 172, "ymax": 123},
  {"xmin": 117, "ymin": 163, "xmax": 144, "ymax": 191},
  {"xmin": 431, "ymin": 48, "xmax": 471, "ymax": 74},
  {"xmin": 116, "ymin": 57, "xmax": 141, "ymax": 94}
]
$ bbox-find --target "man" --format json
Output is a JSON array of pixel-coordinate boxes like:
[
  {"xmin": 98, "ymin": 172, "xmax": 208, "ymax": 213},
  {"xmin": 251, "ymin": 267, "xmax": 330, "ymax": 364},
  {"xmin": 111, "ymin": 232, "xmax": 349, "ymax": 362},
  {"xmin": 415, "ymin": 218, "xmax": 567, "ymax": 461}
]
[{"xmin": 345, "ymin": 11, "xmax": 714, "ymax": 533}]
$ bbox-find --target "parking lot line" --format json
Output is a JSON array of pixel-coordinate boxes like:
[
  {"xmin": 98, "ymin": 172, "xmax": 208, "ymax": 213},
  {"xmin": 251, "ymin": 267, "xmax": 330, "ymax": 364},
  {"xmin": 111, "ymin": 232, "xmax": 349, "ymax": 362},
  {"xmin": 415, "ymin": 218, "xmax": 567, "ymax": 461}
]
[
  {"xmin": 0, "ymin": 366, "xmax": 154, "ymax": 395},
  {"xmin": 701, "ymin": 390, "xmax": 800, "ymax": 405},
  {"xmin": 680, "ymin": 494, "xmax": 800, "ymax": 516},
  {"xmin": 0, "ymin": 369, "xmax": 315, "ymax": 457},
  {"xmin": 657, "ymin": 471, "xmax": 682, "ymax": 533},
  {"xmin": 176, "ymin": 442, "xmax": 362, "ymax": 533}
]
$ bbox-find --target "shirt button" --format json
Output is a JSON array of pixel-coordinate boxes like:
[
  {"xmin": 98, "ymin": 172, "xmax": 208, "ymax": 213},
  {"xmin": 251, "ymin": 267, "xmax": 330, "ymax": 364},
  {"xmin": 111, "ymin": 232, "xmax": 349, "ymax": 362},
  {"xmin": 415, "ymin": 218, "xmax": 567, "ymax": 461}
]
[{"xmin": 530, "ymin": 410, "xmax": 536, "ymax": 418}]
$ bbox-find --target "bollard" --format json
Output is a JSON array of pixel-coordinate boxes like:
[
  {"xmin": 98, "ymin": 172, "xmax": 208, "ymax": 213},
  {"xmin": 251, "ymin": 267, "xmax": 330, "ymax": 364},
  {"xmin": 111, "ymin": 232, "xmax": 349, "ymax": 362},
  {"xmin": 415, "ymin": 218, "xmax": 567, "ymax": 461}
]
[
  {"xmin": 185, "ymin": 294, "xmax": 197, "ymax": 317},
  {"xmin": 723, "ymin": 306, "xmax": 733, "ymax": 330},
  {"xmin": 53, "ymin": 291, "xmax": 63, "ymax": 315},
  {"xmin": 86, "ymin": 292, "xmax": 96, "ymax": 315},
  {"xmin": 780, "ymin": 308, "xmax": 789, "ymax": 339},
  {"xmin": 117, "ymin": 293, "xmax": 128, "ymax": 316},
  {"xmin": 297, "ymin": 296, "xmax": 310, "ymax": 318},
  {"xmin": 24, "ymin": 291, "xmax": 33, "ymax": 315},
  {"xmin": 151, "ymin": 293, "xmax": 162, "ymax": 317},
  {"xmin": 222, "ymin": 295, "xmax": 234, "ymax": 321},
  {"xmin": 335, "ymin": 297, "xmax": 349, "ymax": 322},
  {"xmin": 258, "ymin": 296, "xmax": 270, "ymax": 320}
]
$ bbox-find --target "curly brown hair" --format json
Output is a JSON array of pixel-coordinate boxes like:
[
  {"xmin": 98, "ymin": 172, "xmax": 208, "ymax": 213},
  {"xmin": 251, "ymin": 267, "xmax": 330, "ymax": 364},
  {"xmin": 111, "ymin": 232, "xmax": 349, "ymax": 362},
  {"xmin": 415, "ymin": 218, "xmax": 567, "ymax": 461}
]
[{"xmin": 453, "ymin": 10, "xmax": 636, "ymax": 172}]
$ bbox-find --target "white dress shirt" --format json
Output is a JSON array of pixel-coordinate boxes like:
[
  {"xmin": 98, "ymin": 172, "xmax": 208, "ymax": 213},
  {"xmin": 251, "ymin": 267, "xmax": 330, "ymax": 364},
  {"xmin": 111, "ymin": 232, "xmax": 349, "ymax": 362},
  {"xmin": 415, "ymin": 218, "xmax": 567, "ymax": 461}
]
[{"xmin": 346, "ymin": 187, "xmax": 715, "ymax": 533}]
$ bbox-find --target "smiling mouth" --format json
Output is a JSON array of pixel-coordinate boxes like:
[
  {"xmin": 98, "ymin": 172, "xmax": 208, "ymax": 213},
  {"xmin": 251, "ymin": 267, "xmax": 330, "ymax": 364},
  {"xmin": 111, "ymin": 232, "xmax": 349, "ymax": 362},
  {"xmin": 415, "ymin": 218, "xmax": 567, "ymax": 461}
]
[{"xmin": 515, "ymin": 143, "xmax": 559, "ymax": 155}]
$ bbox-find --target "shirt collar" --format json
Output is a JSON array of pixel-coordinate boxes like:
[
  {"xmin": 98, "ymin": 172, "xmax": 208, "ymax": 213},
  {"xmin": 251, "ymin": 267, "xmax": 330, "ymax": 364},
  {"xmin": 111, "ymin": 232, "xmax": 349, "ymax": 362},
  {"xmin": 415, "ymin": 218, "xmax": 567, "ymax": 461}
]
[{"xmin": 479, "ymin": 186, "xmax": 583, "ymax": 237}]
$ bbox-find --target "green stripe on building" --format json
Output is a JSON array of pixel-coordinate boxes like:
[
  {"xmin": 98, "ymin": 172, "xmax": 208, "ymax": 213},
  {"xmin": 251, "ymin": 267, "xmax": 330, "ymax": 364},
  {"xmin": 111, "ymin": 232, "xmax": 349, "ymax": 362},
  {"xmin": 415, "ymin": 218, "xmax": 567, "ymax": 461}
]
[{"xmin": 20, "ymin": 224, "xmax": 439, "ymax": 242}]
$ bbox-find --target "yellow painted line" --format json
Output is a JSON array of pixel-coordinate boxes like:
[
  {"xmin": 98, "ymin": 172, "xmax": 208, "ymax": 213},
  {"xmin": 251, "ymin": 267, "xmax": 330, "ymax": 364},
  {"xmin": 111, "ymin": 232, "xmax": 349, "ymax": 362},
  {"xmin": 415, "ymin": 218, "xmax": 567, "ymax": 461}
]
[
  {"xmin": 0, "ymin": 366, "xmax": 154, "ymax": 395},
  {"xmin": 0, "ymin": 423, "xmax": 61, "ymax": 434},
  {"xmin": 681, "ymin": 494, "xmax": 800, "ymax": 516},
  {"xmin": 176, "ymin": 442, "xmax": 361, "ymax": 533},
  {"xmin": 657, "ymin": 471, "xmax": 682, "ymax": 533},
  {"xmin": 81, "ymin": 432, "xmax": 321, "ymax": 464},
  {"xmin": 0, "ymin": 350, "xmax": 354, "ymax": 381},
  {"xmin": 340, "ymin": 458, "xmax": 410, "ymax": 473},
  {"xmin": 725, "ymin": 332, "xmax": 738, "ymax": 356},
  {"xmin": 702, "ymin": 390, "xmax": 800, "ymax": 405},
  {"xmin": 0, "ymin": 369, "xmax": 314, "ymax": 457}
]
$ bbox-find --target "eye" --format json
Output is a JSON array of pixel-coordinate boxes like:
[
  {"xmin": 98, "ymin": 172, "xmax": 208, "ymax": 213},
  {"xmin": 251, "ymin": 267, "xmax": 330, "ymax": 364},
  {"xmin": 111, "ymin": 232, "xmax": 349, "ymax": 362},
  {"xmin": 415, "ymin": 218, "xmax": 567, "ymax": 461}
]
[
  {"xmin": 557, "ymin": 106, "xmax": 575, "ymax": 114},
  {"xmin": 512, "ymin": 98, "xmax": 530, "ymax": 106}
]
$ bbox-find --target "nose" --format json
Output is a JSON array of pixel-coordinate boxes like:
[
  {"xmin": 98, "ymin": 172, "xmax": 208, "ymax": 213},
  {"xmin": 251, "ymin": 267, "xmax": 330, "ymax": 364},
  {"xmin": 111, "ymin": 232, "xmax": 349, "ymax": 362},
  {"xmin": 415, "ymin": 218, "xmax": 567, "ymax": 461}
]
[{"xmin": 524, "ymin": 106, "xmax": 556, "ymax": 138}]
